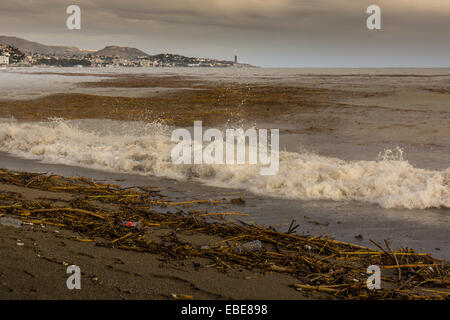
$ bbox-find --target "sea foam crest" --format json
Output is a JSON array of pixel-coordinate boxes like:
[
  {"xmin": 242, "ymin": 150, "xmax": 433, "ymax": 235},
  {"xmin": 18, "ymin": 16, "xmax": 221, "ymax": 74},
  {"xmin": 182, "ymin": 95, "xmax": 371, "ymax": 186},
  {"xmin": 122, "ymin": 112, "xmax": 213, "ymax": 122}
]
[{"xmin": 0, "ymin": 119, "xmax": 448, "ymax": 210}]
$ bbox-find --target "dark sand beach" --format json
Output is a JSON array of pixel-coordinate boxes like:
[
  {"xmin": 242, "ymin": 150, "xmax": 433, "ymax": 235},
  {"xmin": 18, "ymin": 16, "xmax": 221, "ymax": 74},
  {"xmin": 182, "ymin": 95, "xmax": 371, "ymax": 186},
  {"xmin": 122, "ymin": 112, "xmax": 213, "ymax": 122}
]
[{"xmin": 0, "ymin": 168, "xmax": 448, "ymax": 300}]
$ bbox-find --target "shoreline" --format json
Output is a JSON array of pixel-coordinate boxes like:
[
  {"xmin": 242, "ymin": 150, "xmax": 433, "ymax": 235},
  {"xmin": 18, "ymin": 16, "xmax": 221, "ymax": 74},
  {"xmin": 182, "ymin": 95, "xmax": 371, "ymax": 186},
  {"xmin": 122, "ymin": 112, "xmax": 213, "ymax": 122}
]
[{"xmin": 1, "ymin": 151, "xmax": 449, "ymax": 260}]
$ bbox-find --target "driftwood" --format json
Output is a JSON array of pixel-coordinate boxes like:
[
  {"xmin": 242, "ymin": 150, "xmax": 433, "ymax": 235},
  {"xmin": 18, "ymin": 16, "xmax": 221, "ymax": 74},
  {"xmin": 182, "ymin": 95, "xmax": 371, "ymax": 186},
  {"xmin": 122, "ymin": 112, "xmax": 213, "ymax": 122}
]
[{"xmin": 0, "ymin": 168, "xmax": 448, "ymax": 300}]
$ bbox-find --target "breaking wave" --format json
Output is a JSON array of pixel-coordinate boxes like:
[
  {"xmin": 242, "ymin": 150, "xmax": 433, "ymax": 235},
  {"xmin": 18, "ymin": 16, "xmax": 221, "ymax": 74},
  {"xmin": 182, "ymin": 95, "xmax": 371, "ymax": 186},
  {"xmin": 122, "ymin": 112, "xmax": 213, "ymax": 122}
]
[{"xmin": 0, "ymin": 119, "xmax": 448, "ymax": 210}]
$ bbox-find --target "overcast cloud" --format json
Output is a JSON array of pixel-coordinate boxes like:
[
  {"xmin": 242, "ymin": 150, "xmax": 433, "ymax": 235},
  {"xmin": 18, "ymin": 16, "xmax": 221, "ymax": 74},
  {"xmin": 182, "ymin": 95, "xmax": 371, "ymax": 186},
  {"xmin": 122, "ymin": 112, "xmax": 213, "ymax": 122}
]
[{"xmin": 0, "ymin": 0, "xmax": 449, "ymax": 67}]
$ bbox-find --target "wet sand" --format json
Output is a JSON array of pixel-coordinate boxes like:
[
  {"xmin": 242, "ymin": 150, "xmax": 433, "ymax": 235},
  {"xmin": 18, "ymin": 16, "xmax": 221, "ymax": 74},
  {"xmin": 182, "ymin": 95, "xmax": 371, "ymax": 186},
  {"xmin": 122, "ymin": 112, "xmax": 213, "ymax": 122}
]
[
  {"xmin": 1, "ymin": 152, "xmax": 449, "ymax": 260},
  {"xmin": 1, "ymin": 210, "xmax": 303, "ymax": 300}
]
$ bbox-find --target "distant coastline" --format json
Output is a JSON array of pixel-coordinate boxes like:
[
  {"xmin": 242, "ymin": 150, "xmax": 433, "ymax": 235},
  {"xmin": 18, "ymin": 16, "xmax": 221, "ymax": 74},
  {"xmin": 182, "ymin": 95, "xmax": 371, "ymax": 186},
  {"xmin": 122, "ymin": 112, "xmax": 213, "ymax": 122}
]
[{"xmin": 0, "ymin": 35, "xmax": 254, "ymax": 68}]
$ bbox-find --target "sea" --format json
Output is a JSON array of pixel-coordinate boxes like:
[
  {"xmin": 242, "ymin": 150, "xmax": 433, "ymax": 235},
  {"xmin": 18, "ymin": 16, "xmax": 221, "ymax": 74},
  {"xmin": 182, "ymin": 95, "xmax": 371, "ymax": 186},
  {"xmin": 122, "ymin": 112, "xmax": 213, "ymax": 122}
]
[{"xmin": 0, "ymin": 67, "xmax": 449, "ymax": 257}]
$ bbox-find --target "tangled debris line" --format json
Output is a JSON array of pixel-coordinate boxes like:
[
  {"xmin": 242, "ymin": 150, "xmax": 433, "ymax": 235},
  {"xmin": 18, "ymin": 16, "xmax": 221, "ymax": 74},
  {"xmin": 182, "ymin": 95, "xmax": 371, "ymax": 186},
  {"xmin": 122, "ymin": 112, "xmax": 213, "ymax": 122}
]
[{"xmin": 0, "ymin": 169, "xmax": 448, "ymax": 300}]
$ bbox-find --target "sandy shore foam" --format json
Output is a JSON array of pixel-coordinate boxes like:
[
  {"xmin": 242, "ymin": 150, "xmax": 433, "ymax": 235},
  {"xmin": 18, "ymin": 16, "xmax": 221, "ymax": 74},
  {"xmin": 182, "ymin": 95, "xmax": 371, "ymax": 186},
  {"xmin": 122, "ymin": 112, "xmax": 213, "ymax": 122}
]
[{"xmin": 0, "ymin": 119, "xmax": 448, "ymax": 210}]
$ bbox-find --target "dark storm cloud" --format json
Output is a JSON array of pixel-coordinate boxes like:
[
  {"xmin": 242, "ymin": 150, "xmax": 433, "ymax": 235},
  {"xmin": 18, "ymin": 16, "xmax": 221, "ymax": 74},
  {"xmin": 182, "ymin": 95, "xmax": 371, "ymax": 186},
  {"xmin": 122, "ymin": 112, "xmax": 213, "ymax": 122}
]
[{"xmin": 0, "ymin": 0, "xmax": 449, "ymax": 66}]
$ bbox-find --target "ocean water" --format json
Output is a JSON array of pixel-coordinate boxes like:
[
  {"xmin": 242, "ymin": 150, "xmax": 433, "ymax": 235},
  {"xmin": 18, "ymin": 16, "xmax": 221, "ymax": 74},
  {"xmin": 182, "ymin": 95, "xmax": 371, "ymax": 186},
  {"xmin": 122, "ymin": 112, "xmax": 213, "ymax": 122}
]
[
  {"xmin": 0, "ymin": 67, "xmax": 449, "ymax": 210},
  {"xmin": 0, "ymin": 67, "xmax": 449, "ymax": 256},
  {"xmin": 0, "ymin": 118, "xmax": 448, "ymax": 210}
]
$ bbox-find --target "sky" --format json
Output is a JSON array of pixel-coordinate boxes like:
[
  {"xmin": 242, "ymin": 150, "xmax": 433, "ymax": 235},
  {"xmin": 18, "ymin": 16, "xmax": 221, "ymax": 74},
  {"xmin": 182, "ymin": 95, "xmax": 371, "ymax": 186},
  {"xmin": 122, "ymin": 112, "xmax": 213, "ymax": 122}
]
[{"xmin": 1, "ymin": 0, "xmax": 449, "ymax": 67}]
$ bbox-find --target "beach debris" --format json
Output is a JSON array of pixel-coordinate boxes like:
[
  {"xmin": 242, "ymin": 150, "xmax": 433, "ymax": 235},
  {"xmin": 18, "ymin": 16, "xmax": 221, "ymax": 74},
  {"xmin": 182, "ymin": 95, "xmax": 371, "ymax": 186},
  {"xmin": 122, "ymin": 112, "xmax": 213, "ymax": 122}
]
[
  {"xmin": 111, "ymin": 232, "xmax": 133, "ymax": 244},
  {"xmin": 233, "ymin": 240, "xmax": 263, "ymax": 254},
  {"xmin": 0, "ymin": 217, "xmax": 23, "ymax": 228},
  {"xmin": 0, "ymin": 168, "xmax": 448, "ymax": 300},
  {"xmin": 269, "ymin": 264, "xmax": 295, "ymax": 272},
  {"xmin": 121, "ymin": 221, "xmax": 143, "ymax": 231},
  {"xmin": 198, "ymin": 212, "xmax": 248, "ymax": 217},
  {"xmin": 230, "ymin": 197, "xmax": 246, "ymax": 205},
  {"xmin": 286, "ymin": 219, "xmax": 299, "ymax": 234},
  {"xmin": 294, "ymin": 284, "xmax": 347, "ymax": 294},
  {"xmin": 171, "ymin": 293, "xmax": 193, "ymax": 300},
  {"xmin": 16, "ymin": 240, "xmax": 24, "ymax": 246},
  {"xmin": 354, "ymin": 234, "xmax": 363, "ymax": 240}
]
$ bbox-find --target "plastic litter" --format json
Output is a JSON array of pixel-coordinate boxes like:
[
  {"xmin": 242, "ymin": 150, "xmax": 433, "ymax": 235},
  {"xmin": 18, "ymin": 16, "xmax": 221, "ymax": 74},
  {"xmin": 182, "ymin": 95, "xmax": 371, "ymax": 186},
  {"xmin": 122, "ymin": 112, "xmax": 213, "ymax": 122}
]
[
  {"xmin": 0, "ymin": 217, "xmax": 23, "ymax": 228},
  {"xmin": 233, "ymin": 240, "xmax": 262, "ymax": 254},
  {"xmin": 122, "ymin": 221, "xmax": 143, "ymax": 231}
]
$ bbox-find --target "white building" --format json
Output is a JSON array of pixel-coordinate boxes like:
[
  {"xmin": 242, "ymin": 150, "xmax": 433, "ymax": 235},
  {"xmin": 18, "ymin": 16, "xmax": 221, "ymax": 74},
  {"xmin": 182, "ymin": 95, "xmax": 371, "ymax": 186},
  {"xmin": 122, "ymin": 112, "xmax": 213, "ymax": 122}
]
[{"xmin": 0, "ymin": 55, "xmax": 9, "ymax": 65}]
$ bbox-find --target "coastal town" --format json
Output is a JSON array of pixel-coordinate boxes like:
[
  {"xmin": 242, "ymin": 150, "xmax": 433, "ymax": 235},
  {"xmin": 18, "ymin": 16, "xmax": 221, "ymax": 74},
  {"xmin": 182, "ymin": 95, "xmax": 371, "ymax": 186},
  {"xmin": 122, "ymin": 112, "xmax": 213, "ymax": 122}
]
[{"xmin": 0, "ymin": 36, "xmax": 251, "ymax": 68}]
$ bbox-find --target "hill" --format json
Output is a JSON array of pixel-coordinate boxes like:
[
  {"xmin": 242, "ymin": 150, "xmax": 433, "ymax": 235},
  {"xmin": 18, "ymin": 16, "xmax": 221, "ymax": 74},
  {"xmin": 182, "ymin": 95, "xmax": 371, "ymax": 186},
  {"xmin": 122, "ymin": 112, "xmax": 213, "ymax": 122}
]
[
  {"xmin": 94, "ymin": 46, "xmax": 149, "ymax": 58},
  {"xmin": 0, "ymin": 35, "xmax": 83, "ymax": 56},
  {"xmin": 0, "ymin": 35, "xmax": 254, "ymax": 67}
]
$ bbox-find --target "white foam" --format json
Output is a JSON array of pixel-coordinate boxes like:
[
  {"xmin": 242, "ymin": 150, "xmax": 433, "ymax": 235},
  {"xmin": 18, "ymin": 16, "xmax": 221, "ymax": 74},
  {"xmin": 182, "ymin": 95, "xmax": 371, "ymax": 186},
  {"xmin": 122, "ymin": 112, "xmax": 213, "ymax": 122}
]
[{"xmin": 0, "ymin": 119, "xmax": 448, "ymax": 209}]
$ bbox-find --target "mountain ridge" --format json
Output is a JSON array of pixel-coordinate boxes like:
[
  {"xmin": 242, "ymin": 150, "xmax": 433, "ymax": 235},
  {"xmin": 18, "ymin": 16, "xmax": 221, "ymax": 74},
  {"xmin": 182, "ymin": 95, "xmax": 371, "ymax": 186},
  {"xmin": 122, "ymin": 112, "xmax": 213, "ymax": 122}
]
[
  {"xmin": 94, "ymin": 45, "xmax": 149, "ymax": 58},
  {"xmin": 0, "ymin": 36, "xmax": 150, "ymax": 58},
  {"xmin": 0, "ymin": 35, "xmax": 83, "ymax": 56},
  {"xmin": 0, "ymin": 35, "xmax": 253, "ymax": 67}
]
